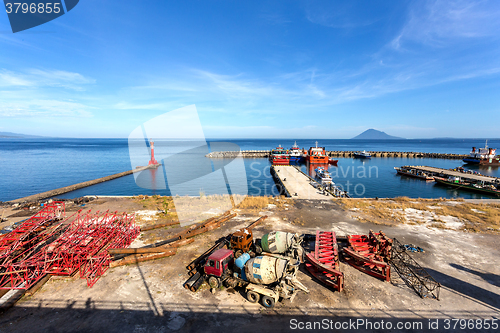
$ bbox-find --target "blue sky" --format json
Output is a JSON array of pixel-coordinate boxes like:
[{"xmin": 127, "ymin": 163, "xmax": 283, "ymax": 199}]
[{"xmin": 1, "ymin": 0, "xmax": 499, "ymax": 139}]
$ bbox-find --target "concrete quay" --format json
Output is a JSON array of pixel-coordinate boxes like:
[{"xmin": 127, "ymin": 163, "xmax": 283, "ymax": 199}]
[
  {"xmin": 271, "ymin": 165, "xmax": 331, "ymax": 200},
  {"xmin": 407, "ymin": 165, "xmax": 500, "ymax": 184},
  {"xmin": 206, "ymin": 150, "xmax": 467, "ymax": 159}
]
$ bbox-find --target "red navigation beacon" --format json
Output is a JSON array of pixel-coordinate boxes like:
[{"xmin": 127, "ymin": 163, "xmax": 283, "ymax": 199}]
[{"xmin": 148, "ymin": 140, "xmax": 159, "ymax": 165}]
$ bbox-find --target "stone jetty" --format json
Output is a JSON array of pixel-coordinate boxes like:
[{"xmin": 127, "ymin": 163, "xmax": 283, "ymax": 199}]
[{"xmin": 206, "ymin": 150, "xmax": 467, "ymax": 159}]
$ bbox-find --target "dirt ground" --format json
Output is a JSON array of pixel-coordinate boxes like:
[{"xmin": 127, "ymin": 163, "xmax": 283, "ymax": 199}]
[{"xmin": 0, "ymin": 196, "xmax": 499, "ymax": 333}]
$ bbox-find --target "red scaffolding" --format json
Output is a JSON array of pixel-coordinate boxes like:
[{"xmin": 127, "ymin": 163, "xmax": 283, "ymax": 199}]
[
  {"xmin": 0, "ymin": 205, "xmax": 139, "ymax": 290},
  {"xmin": 0, "ymin": 202, "xmax": 66, "ymax": 289},
  {"xmin": 45, "ymin": 210, "xmax": 140, "ymax": 287}
]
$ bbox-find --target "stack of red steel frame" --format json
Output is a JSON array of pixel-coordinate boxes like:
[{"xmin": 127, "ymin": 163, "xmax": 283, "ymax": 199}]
[
  {"xmin": 0, "ymin": 205, "xmax": 139, "ymax": 290},
  {"xmin": 0, "ymin": 202, "xmax": 66, "ymax": 290},
  {"xmin": 45, "ymin": 210, "xmax": 139, "ymax": 287},
  {"xmin": 343, "ymin": 230, "xmax": 392, "ymax": 281},
  {"xmin": 304, "ymin": 230, "xmax": 344, "ymax": 292}
]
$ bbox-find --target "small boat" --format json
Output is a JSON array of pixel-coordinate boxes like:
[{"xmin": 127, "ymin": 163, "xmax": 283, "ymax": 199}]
[
  {"xmin": 307, "ymin": 141, "xmax": 329, "ymax": 164},
  {"xmin": 463, "ymin": 140, "xmax": 500, "ymax": 166},
  {"xmin": 315, "ymin": 166, "xmax": 333, "ymax": 185},
  {"xmin": 289, "ymin": 141, "xmax": 304, "ymax": 163},
  {"xmin": 354, "ymin": 150, "xmax": 371, "ymax": 159},
  {"xmin": 395, "ymin": 166, "xmax": 435, "ymax": 181},
  {"xmin": 328, "ymin": 158, "xmax": 338, "ymax": 166},
  {"xmin": 434, "ymin": 176, "xmax": 500, "ymax": 197},
  {"xmin": 269, "ymin": 145, "xmax": 290, "ymax": 165}
]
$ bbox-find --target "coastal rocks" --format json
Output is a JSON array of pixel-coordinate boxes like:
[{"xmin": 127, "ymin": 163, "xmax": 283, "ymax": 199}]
[{"xmin": 206, "ymin": 150, "xmax": 269, "ymax": 158}]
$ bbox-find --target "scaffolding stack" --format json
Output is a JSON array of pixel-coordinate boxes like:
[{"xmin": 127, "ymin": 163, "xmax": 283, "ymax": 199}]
[{"xmin": 0, "ymin": 204, "xmax": 139, "ymax": 290}]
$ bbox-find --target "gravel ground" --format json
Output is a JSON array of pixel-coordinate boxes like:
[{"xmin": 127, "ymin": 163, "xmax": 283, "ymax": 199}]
[{"xmin": 0, "ymin": 197, "xmax": 499, "ymax": 333}]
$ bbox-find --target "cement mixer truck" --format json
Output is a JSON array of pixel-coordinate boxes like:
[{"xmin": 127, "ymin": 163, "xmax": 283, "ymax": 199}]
[
  {"xmin": 260, "ymin": 231, "xmax": 304, "ymax": 261},
  {"xmin": 203, "ymin": 248, "xmax": 308, "ymax": 308}
]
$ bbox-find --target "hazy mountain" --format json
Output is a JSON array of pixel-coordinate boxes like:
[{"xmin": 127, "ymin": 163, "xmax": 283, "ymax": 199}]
[
  {"xmin": 0, "ymin": 132, "xmax": 45, "ymax": 138},
  {"xmin": 351, "ymin": 129, "xmax": 404, "ymax": 140}
]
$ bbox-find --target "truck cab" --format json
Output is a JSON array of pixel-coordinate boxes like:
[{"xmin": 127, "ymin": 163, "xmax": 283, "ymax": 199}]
[
  {"xmin": 204, "ymin": 248, "xmax": 234, "ymax": 288},
  {"xmin": 230, "ymin": 228, "xmax": 253, "ymax": 256}
]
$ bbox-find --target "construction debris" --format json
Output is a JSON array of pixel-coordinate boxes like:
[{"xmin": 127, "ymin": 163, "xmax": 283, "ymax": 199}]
[
  {"xmin": 112, "ymin": 212, "xmax": 236, "ymax": 262},
  {"xmin": 139, "ymin": 221, "xmax": 180, "ymax": 231},
  {"xmin": 403, "ymin": 244, "xmax": 425, "ymax": 253},
  {"xmin": 108, "ymin": 238, "xmax": 194, "ymax": 255},
  {"xmin": 109, "ymin": 249, "xmax": 177, "ymax": 268}
]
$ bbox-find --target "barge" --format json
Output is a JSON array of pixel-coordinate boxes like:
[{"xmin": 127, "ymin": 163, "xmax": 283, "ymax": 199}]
[
  {"xmin": 394, "ymin": 166, "xmax": 435, "ymax": 181},
  {"xmin": 434, "ymin": 176, "xmax": 500, "ymax": 197}
]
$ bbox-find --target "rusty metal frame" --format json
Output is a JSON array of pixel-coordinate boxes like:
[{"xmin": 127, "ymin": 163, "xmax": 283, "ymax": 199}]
[{"xmin": 390, "ymin": 238, "xmax": 441, "ymax": 300}]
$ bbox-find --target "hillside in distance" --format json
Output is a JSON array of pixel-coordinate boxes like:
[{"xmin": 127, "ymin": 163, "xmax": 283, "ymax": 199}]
[
  {"xmin": 351, "ymin": 129, "xmax": 404, "ymax": 140},
  {"xmin": 0, "ymin": 132, "xmax": 45, "ymax": 138}
]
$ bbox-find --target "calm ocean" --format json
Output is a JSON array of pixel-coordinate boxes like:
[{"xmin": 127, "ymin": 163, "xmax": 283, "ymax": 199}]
[{"xmin": 1, "ymin": 138, "xmax": 499, "ymax": 202}]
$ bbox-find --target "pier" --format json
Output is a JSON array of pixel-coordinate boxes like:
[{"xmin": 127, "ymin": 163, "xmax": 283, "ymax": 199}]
[
  {"xmin": 206, "ymin": 150, "xmax": 467, "ymax": 159},
  {"xmin": 8, "ymin": 165, "xmax": 158, "ymax": 203},
  {"xmin": 404, "ymin": 166, "xmax": 500, "ymax": 184},
  {"xmin": 271, "ymin": 165, "xmax": 340, "ymax": 199}
]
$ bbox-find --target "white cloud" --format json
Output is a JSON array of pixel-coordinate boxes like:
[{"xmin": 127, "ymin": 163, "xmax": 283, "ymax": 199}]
[
  {"xmin": 0, "ymin": 69, "xmax": 95, "ymax": 91},
  {"xmin": 0, "ymin": 99, "xmax": 94, "ymax": 117},
  {"xmin": 392, "ymin": 0, "xmax": 500, "ymax": 48},
  {"xmin": 0, "ymin": 68, "xmax": 96, "ymax": 118},
  {"xmin": 305, "ymin": 1, "xmax": 382, "ymax": 29}
]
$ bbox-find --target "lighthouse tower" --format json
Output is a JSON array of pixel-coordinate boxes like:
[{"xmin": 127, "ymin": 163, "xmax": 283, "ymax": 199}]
[{"xmin": 148, "ymin": 140, "xmax": 159, "ymax": 165}]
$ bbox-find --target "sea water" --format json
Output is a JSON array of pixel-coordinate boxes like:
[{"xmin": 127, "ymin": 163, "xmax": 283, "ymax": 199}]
[{"xmin": 1, "ymin": 138, "xmax": 499, "ymax": 201}]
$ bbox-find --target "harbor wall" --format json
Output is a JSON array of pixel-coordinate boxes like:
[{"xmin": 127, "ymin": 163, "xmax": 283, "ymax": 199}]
[
  {"xmin": 206, "ymin": 150, "xmax": 467, "ymax": 159},
  {"xmin": 8, "ymin": 165, "xmax": 156, "ymax": 203},
  {"xmin": 270, "ymin": 166, "xmax": 291, "ymax": 197}
]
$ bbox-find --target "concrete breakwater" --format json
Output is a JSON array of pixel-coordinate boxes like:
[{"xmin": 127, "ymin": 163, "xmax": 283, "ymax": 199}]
[
  {"xmin": 206, "ymin": 150, "xmax": 468, "ymax": 159},
  {"xmin": 8, "ymin": 165, "xmax": 157, "ymax": 203}
]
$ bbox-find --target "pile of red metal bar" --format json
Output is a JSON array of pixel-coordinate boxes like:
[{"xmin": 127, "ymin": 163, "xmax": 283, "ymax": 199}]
[
  {"xmin": 0, "ymin": 202, "xmax": 66, "ymax": 290},
  {"xmin": 44, "ymin": 210, "xmax": 140, "ymax": 287},
  {"xmin": 0, "ymin": 205, "xmax": 139, "ymax": 290},
  {"xmin": 304, "ymin": 230, "xmax": 344, "ymax": 292},
  {"xmin": 343, "ymin": 230, "xmax": 392, "ymax": 281}
]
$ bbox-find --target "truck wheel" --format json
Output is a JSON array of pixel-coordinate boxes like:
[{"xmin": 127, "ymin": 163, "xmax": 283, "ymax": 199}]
[
  {"xmin": 208, "ymin": 276, "xmax": 219, "ymax": 289},
  {"xmin": 246, "ymin": 291, "xmax": 260, "ymax": 303},
  {"xmin": 261, "ymin": 296, "xmax": 275, "ymax": 308}
]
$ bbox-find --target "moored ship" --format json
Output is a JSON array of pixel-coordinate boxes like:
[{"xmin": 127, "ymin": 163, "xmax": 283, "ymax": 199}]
[
  {"xmin": 307, "ymin": 141, "xmax": 329, "ymax": 164},
  {"xmin": 315, "ymin": 166, "xmax": 333, "ymax": 185},
  {"xmin": 289, "ymin": 141, "xmax": 304, "ymax": 163},
  {"xmin": 354, "ymin": 150, "xmax": 371, "ymax": 159},
  {"xmin": 269, "ymin": 145, "xmax": 290, "ymax": 165},
  {"xmin": 463, "ymin": 141, "xmax": 500, "ymax": 166}
]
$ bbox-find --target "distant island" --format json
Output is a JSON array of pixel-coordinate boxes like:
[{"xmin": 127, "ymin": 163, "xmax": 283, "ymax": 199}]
[
  {"xmin": 0, "ymin": 132, "xmax": 45, "ymax": 138},
  {"xmin": 351, "ymin": 129, "xmax": 404, "ymax": 140}
]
